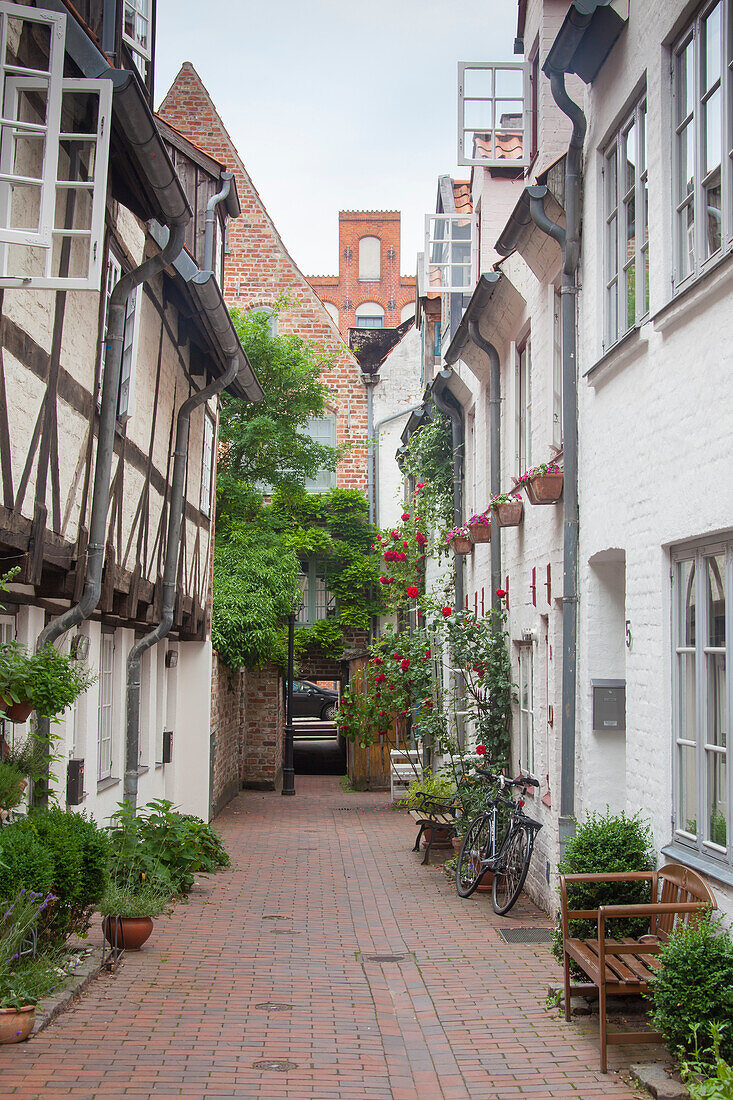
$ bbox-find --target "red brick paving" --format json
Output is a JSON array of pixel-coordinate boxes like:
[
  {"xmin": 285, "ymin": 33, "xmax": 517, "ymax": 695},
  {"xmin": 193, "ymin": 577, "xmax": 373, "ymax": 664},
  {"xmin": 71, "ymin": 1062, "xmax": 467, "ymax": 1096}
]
[{"xmin": 1, "ymin": 776, "xmax": 646, "ymax": 1098}]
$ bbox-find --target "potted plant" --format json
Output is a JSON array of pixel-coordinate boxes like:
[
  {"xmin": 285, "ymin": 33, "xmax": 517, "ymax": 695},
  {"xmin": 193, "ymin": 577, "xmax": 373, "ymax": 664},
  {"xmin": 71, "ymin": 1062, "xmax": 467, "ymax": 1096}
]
[
  {"xmin": 490, "ymin": 492, "xmax": 524, "ymax": 527},
  {"xmin": 517, "ymin": 461, "xmax": 563, "ymax": 505},
  {"xmin": 0, "ymin": 888, "xmax": 58, "ymax": 1044},
  {"xmin": 0, "ymin": 643, "xmax": 95, "ymax": 722},
  {"xmin": 467, "ymin": 511, "xmax": 491, "ymax": 543},
  {"xmin": 101, "ymin": 882, "xmax": 171, "ymax": 951},
  {"xmin": 446, "ymin": 525, "xmax": 473, "ymax": 555}
]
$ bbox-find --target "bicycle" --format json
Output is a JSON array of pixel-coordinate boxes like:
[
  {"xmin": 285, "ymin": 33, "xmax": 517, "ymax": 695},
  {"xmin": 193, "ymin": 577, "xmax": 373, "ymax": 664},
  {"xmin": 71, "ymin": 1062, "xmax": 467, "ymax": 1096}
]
[{"xmin": 455, "ymin": 767, "xmax": 542, "ymax": 914}]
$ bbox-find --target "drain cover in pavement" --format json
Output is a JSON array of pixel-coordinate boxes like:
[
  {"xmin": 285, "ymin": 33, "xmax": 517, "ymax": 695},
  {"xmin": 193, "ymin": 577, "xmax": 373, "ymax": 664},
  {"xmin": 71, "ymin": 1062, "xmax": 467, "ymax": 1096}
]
[
  {"xmin": 262, "ymin": 914, "xmax": 289, "ymax": 920},
  {"xmin": 268, "ymin": 928, "xmax": 296, "ymax": 934},
  {"xmin": 253, "ymin": 1060, "xmax": 299, "ymax": 1072},
  {"xmin": 497, "ymin": 927, "xmax": 553, "ymax": 945},
  {"xmin": 254, "ymin": 1002, "xmax": 293, "ymax": 1012},
  {"xmin": 365, "ymin": 954, "xmax": 405, "ymax": 962}
]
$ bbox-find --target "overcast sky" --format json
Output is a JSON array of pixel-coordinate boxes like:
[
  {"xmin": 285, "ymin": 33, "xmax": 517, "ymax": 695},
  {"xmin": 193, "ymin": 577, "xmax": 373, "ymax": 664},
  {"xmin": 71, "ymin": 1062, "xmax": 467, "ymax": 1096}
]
[{"xmin": 155, "ymin": 0, "xmax": 517, "ymax": 277}]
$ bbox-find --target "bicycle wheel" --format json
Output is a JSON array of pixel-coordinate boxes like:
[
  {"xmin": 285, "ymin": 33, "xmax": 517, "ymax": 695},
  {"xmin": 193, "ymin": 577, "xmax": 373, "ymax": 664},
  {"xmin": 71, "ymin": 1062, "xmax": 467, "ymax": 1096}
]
[
  {"xmin": 455, "ymin": 814, "xmax": 492, "ymax": 898},
  {"xmin": 492, "ymin": 823, "xmax": 533, "ymax": 914}
]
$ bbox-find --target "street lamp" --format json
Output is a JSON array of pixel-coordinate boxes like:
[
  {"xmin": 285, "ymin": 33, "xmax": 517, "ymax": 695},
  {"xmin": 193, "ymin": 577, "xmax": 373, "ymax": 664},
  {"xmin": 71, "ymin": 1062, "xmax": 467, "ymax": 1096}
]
[{"xmin": 282, "ymin": 592, "xmax": 301, "ymax": 797}]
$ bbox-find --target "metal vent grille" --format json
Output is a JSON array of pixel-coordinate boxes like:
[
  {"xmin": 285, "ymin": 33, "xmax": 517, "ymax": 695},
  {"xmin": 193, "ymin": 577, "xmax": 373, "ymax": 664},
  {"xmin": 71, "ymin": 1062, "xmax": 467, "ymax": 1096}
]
[
  {"xmin": 365, "ymin": 954, "xmax": 405, "ymax": 962},
  {"xmin": 497, "ymin": 927, "xmax": 553, "ymax": 945},
  {"xmin": 253, "ymin": 1060, "xmax": 298, "ymax": 1072}
]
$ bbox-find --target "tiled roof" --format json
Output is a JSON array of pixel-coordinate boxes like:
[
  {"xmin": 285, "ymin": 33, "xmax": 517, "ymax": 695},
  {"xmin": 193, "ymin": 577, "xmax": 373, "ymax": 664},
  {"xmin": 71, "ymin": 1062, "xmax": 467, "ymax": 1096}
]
[
  {"xmin": 452, "ymin": 180, "xmax": 472, "ymax": 214},
  {"xmin": 473, "ymin": 128, "xmax": 524, "ymax": 162}
]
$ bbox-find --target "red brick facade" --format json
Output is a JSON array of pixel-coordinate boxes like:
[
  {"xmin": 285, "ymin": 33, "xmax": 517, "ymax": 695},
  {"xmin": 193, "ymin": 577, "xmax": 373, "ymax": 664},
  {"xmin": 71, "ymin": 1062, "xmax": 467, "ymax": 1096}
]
[
  {"xmin": 159, "ymin": 64, "xmax": 368, "ymax": 495},
  {"xmin": 307, "ymin": 211, "xmax": 416, "ymax": 341}
]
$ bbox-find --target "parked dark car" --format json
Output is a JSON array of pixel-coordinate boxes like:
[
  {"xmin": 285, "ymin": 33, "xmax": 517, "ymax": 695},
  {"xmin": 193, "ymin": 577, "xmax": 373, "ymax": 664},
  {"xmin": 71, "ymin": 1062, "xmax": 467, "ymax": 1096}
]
[{"xmin": 292, "ymin": 680, "xmax": 339, "ymax": 721}]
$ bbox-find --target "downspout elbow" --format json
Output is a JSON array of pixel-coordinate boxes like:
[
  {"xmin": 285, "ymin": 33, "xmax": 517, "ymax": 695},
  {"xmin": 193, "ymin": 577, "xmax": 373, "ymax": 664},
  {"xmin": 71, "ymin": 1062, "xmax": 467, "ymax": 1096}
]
[{"xmin": 204, "ymin": 173, "xmax": 233, "ymax": 273}]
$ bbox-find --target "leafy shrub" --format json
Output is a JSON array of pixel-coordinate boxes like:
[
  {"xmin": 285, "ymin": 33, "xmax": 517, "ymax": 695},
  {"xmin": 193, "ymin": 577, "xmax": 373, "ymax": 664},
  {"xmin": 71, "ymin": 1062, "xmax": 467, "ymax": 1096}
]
[
  {"xmin": 651, "ymin": 915, "xmax": 733, "ymax": 1066},
  {"xmin": 100, "ymin": 882, "xmax": 171, "ymax": 919},
  {"xmin": 401, "ymin": 771, "xmax": 456, "ymax": 808},
  {"xmin": 28, "ymin": 808, "xmax": 110, "ymax": 940},
  {"xmin": 552, "ymin": 809, "xmax": 656, "ymax": 967},
  {"xmin": 0, "ymin": 759, "xmax": 28, "ymax": 811},
  {"xmin": 680, "ymin": 1022, "xmax": 733, "ymax": 1098},
  {"xmin": 178, "ymin": 815, "xmax": 230, "ymax": 870},
  {"xmin": 0, "ymin": 823, "xmax": 54, "ymax": 901}
]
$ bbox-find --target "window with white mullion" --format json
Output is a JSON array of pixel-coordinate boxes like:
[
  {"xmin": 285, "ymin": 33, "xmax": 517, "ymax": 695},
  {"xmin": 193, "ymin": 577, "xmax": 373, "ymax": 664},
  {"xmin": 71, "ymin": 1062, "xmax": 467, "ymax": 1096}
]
[
  {"xmin": 604, "ymin": 97, "xmax": 648, "ymax": 348},
  {"xmin": 518, "ymin": 646, "xmax": 535, "ymax": 776},
  {"xmin": 423, "ymin": 213, "xmax": 477, "ymax": 294},
  {"xmin": 97, "ymin": 633, "xmax": 114, "ymax": 781}
]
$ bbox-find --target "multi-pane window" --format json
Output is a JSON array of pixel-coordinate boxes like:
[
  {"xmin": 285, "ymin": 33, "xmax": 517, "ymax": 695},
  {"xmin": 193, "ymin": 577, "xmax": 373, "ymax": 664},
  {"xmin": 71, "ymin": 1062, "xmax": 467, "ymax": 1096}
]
[
  {"xmin": 518, "ymin": 646, "xmax": 535, "ymax": 775},
  {"xmin": 200, "ymin": 411, "xmax": 215, "ymax": 517},
  {"xmin": 304, "ymin": 414, "xmax": 337, "ymax": 492},
  {"xmin": 673, "ymin": 540, "xmax": 732, "ymax": 867},
  {"xmin": 101, "ymin": 251, "xmax": 141, "ymax": 422},
  {"xmin": 358, "ymin": 236, "xmax": 380, "ymax": 282},
  {"xmin": 97, "ymin": 632, "xmax": 114, "ymax": 781},
  {"xmin": 424, "ymin": 213, "xmax": 478, "ymax": 294},
  {"xmin": 354, "ymin": 302, "xmax": 384, "ymax": 328},
  {"xmin": 604, "ymin": 97, "xmax": 649, "ymax": 347},
  {"xmin": 516, "ymin": 339, "xmax": 532, "ymax": 474},
  {"xmin": 123, "ymin": 0, "xmax": 151, "ymax": 81},
  {"xmin": 0, "ymin": 3, "xmax": 112, "ymax": 291},
  {"xmin": 673, "ymin": 1, "xmax": 732, "ymax": 286},
  {"xmin": 296, "ymin": 560, "xmax": 335, "ymax": 625},
  {"xmin": 457, "ymin": 62, "xmax": 530, "ymax": 168}
]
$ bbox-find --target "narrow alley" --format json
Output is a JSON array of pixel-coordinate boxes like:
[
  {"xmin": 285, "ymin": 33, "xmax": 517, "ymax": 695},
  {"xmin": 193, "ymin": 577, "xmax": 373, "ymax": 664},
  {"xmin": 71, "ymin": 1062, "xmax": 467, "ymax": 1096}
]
[{"xmin": 3, "ymin": 779, "xmax": 642, "ymax": 1100}]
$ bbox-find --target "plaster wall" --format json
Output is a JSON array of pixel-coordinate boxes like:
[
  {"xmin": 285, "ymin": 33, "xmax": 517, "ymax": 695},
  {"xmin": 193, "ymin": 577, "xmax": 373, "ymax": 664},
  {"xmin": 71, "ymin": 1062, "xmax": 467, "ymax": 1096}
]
[{"xmin": 373, "ymin": 326, "xmax": 423, "ymax": 530}]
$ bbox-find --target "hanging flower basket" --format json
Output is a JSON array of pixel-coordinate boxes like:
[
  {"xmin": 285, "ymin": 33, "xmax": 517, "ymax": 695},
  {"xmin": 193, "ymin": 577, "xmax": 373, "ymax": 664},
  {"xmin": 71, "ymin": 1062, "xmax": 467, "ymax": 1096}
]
[
  {"xmin": 467, "ymin": 512, "xmax": 491, "ymax": 543},
  {"xmin": 518, "ymin": 462, "xmax": 563, "ymax": 506},
  {"xmin": 446, "ymin": 526, "xmax": 473, "ymax": 555},
  {"xmin": 490, "ymin": 494, "xmax": 524, "ymax": 528}
]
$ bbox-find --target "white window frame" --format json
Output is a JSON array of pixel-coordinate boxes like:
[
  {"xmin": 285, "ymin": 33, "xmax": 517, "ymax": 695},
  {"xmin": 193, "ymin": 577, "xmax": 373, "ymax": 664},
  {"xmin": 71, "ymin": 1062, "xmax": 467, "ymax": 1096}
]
[
  {"xmin": 672, "ymin": 538, "xmax": 732, "ymax": 872},
  {"xmin": 122, "ymin": 0, "xmax": 151, "ymax": 79},
  {"xmin": 297, "ymin": 559, "xmax": 336, "ymax": 625},
  {"xmin": 457, "ymin": 61, "xmax": 530, "ymax": 168},
  {"xmin": 672, "ymin": 0, "xmax": 733, "ymax": 289},
  {"xmin": 518, "ymin": 645, "xmax": 535, "ymax": 776},
  {"xmin": 200, "ymin": 409, "xmax": 215, "ymax": 517},
  {"xmin": 0, "ymin": 19, "xmax": 112, "ymax": 293},
  {"xmin": 101, "ymin": 249, "xmax": 141, "ymax": 422},
  {"xmin": 354, "ymin": 301, "xmax": 384, "ymax": 328},
  {"xmin": 515, "ymin": 338, "xmax": 532, "ymax": 475},
  {"xmin": 603, "ymin": 96, "xmax": 649, "ymax": 348},
  {"xmin": 304, "ymin": 413, "xmax": 337, "ymax": 492},
  {"xmin": 423, "ymin": 212, "xmax": 478, "ymax": 295},
  {"xmin": 97, "ymin": 632, "xmax": 114, "ymax": 781}
]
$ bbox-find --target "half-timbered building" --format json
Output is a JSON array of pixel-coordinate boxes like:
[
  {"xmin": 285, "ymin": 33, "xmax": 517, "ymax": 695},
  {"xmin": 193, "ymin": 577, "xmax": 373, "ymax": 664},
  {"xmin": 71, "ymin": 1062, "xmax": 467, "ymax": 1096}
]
[{"xmin": 0, "ymin": 0, "xmax": 261, "ymax": 822}]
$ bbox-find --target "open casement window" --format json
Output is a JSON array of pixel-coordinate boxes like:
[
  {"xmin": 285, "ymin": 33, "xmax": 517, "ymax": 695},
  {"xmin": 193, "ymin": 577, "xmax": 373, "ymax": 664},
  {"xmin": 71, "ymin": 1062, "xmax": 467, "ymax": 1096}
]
[
  {"xmin": 457, "ymin": 62, "xmax": 530, "ymax": 168},
  {"xmin": 423, "ymin": 213, "xmax": 478, "ymax": 294},
  {"xmin": 604, "ymin": 97, "xmax": 649, "ymax": 348},
  {"xmin": 0, "ymin": 4, "xmax": 112, "ymax": 290},
  {"xmin": 296, "ymin": 559, "xmax": 336, "ymax": 625},
  {"xmin": 304, "ymin": 414, "xmax": 337, "ymax": 492},
  {"xmin": 122, "ymin": 0, "xmax": 151, "ymax": 85},
  {"xmin": 673, "ymin": 1, "xmax": 732, "ymax": 288},
  {"xmin": 100, "ymin": 250, "xmax": 141, "ymax": 423},
  {"xmin": 200, "ymin": 410, "xmax": 215, "ymax": 517},
  {"xmin": 672, "ymin": 540, "xmax": 732, "ymax": 870}
]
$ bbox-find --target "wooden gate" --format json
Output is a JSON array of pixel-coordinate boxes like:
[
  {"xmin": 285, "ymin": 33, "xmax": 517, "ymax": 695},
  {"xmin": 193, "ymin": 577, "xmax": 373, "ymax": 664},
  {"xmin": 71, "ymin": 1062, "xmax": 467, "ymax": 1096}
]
[{"xmin": 345, "ymin": 653, "xmax": 411, "ymax": 791}]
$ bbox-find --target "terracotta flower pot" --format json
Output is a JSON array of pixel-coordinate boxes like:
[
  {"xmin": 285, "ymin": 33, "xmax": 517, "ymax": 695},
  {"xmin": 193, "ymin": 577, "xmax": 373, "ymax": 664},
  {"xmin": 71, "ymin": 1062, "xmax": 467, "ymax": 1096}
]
[
  {"xmin": 450, "ymin": 536, "xmax": 473, "ymax": 555},
  {"xmin": 102, "ymin": 915, "xmax": 154, "ymax": 951},
  {"xmin": 7, "ymin": 701, "xmax": 33, "ymax": 724},
  {"xmin": 468, "ymin": 522, "xmax": 491, "ymax": 543},
  {"xmin": 421, "ymin": 823, "xmax": 454, "ymax": 850},
  {"xmin": 0, "ymin": 1005, "xmax": 35, "ymax": 1044},
  {"xmin": 492, "ymin": 500, "xmax": 524, "ymax": 527},
  {"xmin": 523, "ymin": 472, "xmax": 563, "ymax": 505}
]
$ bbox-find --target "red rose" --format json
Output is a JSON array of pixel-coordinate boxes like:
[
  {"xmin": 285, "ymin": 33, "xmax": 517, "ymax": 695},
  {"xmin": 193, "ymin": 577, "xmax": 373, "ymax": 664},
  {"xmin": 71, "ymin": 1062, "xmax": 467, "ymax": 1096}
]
[
  {"xmin": 401, "ymin": 512, "xmax": 410, "ymax": 520},
  {"xmin": 442, "ymin": 606, "xmax": 452, "ymax": 617},
  {"xmin": 476, "ymin": 744, "xmax": 486, "ymax": 756},
  {"xmin": 496, "ymin": 588, "xmax": 506, "ymax": 598},
  {"xmin": 379, "ymin": 576, "xmax": 389, "ymax": 585},
  {"xmin": 425, "ymin": 648, "xmax": 431, "ymax": 658},
  {"xmin": 388, "ymin": 683, "xmax": 395, "ymax": 691},
  {"xmin": 424, "ymin": 699, "xmax": 433, "ymax": 708},
  {"xmin": 406, "ymin": 585, "xmax": 419, "ymax": 598},
  {"xmin": 403, "ymin": 540, "xmax": 409, "ymax": 548},
  {"xmin": 400, "ymin": 709, "xmax": 408, "ymax": 717},
  {"xmin": 375, "ymin": 673, "xmax": 386, "ymax": 684},
  {"xmin": 416, "ymin": 482, "xmax": 425, "ymax": 489},
  {"xmin": 373, "ymin": 657, "xmax": 383, "ymax": 665},
  {"xmin": 391, "ymin": 530, "xmax": 399, "ymax": 539},
  {"xmin": 401, "ymin": 658, "xmax": 410, "ymax": 671},
  {"xmin": 378, "ymin": 710, "xmax": 386, "ymax": 717}
]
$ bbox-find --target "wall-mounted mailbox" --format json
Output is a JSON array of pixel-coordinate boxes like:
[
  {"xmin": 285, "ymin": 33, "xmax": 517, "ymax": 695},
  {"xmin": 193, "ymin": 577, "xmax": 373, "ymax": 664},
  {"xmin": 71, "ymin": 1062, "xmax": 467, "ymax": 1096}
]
[
  {"xmin": 162, "ymin": 729, "xmax": 173, "ymax": 764},
  {"xmin": 66, "ymin": 759, "xmax": 84, "ymax": 805},
  {"xmin": 592, "ymin": 680, "xmax": 626, "ymax": 732}
]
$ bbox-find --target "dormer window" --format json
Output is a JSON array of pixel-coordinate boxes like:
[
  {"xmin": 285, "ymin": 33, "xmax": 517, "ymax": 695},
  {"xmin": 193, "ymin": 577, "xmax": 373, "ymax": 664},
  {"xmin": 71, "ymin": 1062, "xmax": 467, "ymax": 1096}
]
[
  {"xmin": 423, "ymin": 213, "xmax": 478, "ymax": 294},
  {"xmin": 123, "ymin": 0, "xmax": 151, "ymax": 83},
  {"xmin": 457, "ymin": 62, "xmax": 530, "ymax": 168}
]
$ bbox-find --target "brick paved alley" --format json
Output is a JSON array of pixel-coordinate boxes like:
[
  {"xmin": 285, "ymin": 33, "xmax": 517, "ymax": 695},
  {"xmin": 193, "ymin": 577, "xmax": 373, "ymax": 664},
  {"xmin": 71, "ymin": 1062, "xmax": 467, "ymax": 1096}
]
[{"xmin": 2, "ymin": 776, "xmax": 647, "ymax": 1100}]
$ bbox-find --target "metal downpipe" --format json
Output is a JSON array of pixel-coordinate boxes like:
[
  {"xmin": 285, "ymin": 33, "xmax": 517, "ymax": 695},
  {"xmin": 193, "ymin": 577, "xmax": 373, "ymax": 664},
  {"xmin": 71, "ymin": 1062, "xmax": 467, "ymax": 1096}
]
[
  {"xmin": 124, "ymin": 355, "xmax": 239, "ymax": 810},
  {"xmin": 529, "ymin": 68, "xmax": 586, "ymax": 839},
  {"xmin": 33, "ymin": 224, "xmax": 188, "ymax": 806},
  {"xmin": 203, "ymin": 173, "xmax": 233, "ymax": 273},
  {"xmin": 467, "ymin": 321, "xmax": 502, "ymax": 612}
]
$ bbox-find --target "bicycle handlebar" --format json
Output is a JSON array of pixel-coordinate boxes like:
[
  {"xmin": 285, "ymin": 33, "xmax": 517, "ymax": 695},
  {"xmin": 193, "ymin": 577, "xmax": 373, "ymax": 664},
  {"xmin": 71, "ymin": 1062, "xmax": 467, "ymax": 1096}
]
[{"xmin": 474, "ymin": 767, "xmax": 540, "ymax": 790}]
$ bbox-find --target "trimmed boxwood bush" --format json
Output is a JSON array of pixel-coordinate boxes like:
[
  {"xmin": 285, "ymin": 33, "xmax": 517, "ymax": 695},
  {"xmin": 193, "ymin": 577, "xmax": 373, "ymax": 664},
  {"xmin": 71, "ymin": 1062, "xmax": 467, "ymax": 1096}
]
[
  {"xmin": 0, "ymin": 821, "xmax": 54, "ymax": 900},
  {"xmin": 29, "ymin": 808, "xmax": 110, "ymax": 939},
  {"xmin": 552, "ymin": 809, "xmax": 656, "ymax": 968},
  {"xmin": 650, "ymin": 914, "xmax": 733, "ymax": 1066}
]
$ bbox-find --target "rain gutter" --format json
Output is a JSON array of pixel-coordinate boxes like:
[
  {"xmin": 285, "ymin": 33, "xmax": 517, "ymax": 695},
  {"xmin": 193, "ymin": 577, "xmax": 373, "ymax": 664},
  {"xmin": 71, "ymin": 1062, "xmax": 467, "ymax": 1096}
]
[{"xmin": 203, "ymin": 172, "xmax": 234, "ymax": 273}]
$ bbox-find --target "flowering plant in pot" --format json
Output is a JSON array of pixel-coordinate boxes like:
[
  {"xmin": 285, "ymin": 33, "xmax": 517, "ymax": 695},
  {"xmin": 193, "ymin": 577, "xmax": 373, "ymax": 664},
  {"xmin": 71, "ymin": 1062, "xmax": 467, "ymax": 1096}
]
[
  {"xmin": 0, "ymin": 643, "xmax": 95, "ymax": 722},
  {"xmin": 516, "ymin": 461, "xmax": 563, "ymax": 505},
  {"xmin": 446, "ymin": 525, "xmax": 473, "ymax": 554},
  {"xmin": 467, "ymin": 511, "xmax": 491, "ymax": 543},
  {"xmin": 490, "ymin": 492, "xmax": 524, "ymax": 527},
  {"xmin": 0, "ymin": 888, "xmax": 59, "ymax": 1043},
  {"xmin": 101, "ymin": 881, "xmax": 171, "ymax": 951}
]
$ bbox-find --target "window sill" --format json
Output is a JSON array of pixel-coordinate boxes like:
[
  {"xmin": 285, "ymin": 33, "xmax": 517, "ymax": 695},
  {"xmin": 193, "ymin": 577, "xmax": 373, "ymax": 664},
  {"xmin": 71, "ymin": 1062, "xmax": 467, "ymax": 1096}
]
[
  {"xmin": 651, "ymin": 249, "xmax": 733, "ymax": 335},
  {"xmin": 661, "ymin": 842, "xmax": 733, "ymax": 890},
  {"xmin": 584, "ymin": 324, "xmax": 646, "ymax": 384},
  {"xmin": 137, "ymin": 765, "xmax": 149, "ymax": 776},
  {"xmin": 96, "ymin": 776, "xmax": 120, "ymax": 793}
]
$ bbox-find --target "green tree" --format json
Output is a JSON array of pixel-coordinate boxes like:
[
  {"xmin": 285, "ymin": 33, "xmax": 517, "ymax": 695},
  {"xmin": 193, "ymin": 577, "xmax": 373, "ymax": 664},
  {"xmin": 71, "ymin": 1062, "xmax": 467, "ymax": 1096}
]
[{"xmin": 218, "ymin": 303, "xmax": 341, "ymax": 493}]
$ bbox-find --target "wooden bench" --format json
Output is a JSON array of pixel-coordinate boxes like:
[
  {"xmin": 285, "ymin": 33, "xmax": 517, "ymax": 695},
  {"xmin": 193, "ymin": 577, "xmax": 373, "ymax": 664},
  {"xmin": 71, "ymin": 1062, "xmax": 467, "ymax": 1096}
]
[
  {"xmin": 409, "ymin": 794, "xmax": 458, "ymax": 864},
  {"xmin": 390, "ymin": 749, "xmax": 422, "ymax": 802},
  {"xmin": 560, "ymin": 862, "xmax": 717, "ymax": 1072}
]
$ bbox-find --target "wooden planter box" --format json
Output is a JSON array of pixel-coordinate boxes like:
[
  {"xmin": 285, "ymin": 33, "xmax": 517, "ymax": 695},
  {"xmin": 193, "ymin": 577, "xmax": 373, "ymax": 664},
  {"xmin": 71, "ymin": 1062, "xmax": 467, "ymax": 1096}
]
[
  {"xmin": 523, "ymin": 471, "xmax": 563, "ymax": 505},
  {"xmin": 491, "ymin": 500, "xmax": 524, "ymax": 527},
  {"xmin": 450, "ymin": 536, "xmax": 473, "ymax": 555},
  {"xmin": 468, "ymin": 521, "xmax": 491, "ymax": 543}
]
